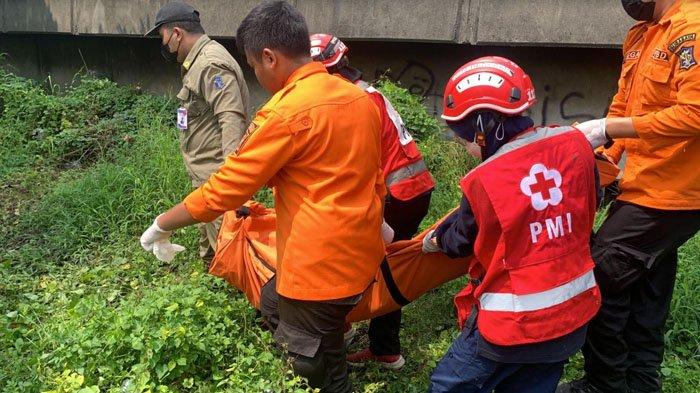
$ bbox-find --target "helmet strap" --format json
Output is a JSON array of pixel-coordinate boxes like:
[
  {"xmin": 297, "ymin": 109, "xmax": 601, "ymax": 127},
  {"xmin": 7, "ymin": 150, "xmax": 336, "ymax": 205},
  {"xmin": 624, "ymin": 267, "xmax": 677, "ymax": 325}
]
[
  {"xmin": 494, "ymin": 122, "xmax": 505, "ymax": 141},
  {"xmin": 474, "ymin": 112, "xmax": 506, "ymax": 146},
  {"xmin": 471, "ymin": 111, "xmax": 506, "ymax": 159}
]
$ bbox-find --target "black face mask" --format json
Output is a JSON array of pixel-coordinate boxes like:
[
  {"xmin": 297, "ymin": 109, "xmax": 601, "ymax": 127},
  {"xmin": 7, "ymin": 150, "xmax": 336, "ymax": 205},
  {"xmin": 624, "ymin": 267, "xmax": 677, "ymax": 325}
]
[
  {"xmin": 448, "ymin": 112, "xmax": 536, "ymax": 160},
  {"xmin": 621, "ymin": 0, "xmax": 656, "ymax": 21},
  {"xmin": 160, "ymin": 31, "xmax": 180, "ymax": 63}
]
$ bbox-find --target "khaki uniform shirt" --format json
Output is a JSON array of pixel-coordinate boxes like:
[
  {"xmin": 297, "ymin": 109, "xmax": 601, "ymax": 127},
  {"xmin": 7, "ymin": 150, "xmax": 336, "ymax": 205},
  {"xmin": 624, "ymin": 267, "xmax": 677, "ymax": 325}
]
[{"xmin": 177, "ymin": 35, "xmax": 249, "ymax": 186}]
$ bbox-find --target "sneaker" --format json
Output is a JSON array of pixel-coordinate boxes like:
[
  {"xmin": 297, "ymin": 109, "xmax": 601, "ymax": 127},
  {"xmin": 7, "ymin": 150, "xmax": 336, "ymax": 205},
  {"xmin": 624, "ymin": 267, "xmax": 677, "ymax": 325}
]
[
  {"xmin": 347, "ymin": 348, "xmax": 405, "ymax": 370},
  {"xmin": 556, "ymin": 379, "xmax": 604, "ymax": 393},
  {"xmin": 343, "ymin": 323, "xmax": 356, "ymax": 347}
]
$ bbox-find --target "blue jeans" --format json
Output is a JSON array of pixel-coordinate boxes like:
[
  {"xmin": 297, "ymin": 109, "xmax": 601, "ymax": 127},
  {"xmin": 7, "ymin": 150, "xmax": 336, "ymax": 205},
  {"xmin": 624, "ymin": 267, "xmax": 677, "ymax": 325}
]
[{"xmin": 429, "ymin": 328, "xmax": 565, "ymax": 393}]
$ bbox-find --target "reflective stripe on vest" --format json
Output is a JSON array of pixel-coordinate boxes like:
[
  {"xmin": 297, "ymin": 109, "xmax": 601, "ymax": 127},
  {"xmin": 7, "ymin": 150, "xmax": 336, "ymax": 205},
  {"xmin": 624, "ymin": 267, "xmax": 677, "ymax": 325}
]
[
  {"xmin": 356, "ymin": 80, "xmax": 372, "ymax": 91},
  {"xmin": 479, "ymin": 269, "xmax": 596, "ymax": 313},
  {"xmin": 385, "ymin": 159, "xmax": 428, "ymax": 187}
]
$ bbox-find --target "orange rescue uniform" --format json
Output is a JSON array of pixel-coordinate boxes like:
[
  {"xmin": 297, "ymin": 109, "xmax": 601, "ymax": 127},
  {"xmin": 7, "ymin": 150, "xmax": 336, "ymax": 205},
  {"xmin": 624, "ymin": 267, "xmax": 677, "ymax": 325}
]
[
  {"xmin": 184, "ymin": 62, "xmax": 386, "ymax": 301},
  {"xmin": 606, "ymin": 0, "xmax": 700, "ymax": 210}
]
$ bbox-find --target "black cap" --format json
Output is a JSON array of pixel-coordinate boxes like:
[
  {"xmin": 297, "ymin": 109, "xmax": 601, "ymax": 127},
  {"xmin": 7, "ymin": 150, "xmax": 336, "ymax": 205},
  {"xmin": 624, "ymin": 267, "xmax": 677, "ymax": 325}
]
[{"xmin": 145, "ymin": 2, "xmax": 200, "ymax": 36}]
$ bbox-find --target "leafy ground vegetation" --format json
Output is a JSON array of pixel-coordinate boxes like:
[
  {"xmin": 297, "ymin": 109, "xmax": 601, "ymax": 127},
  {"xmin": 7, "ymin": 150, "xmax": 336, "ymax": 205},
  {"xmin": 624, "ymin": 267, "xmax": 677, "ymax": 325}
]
[{"xmin": 0, "ymin": 68, "xmax": 697, "ymax": 392}]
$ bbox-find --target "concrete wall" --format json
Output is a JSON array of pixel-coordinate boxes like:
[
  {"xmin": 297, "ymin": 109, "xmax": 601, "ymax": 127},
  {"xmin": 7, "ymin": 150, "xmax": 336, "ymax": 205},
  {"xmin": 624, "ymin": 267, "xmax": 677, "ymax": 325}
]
[
  {"xmin": 1, "ymin": 0, "xmax": 633, "ymax": 47},
  {"xmin": 0, "ymin": 34, "xmax": 622, "ymax": 127}
]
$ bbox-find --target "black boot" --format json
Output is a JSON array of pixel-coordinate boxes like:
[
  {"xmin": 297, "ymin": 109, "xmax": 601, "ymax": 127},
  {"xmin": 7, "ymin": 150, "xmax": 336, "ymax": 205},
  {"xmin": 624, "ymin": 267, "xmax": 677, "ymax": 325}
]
[{"xmin": 556, "ymin": 379, "xmax": 604, "ymax": 393}]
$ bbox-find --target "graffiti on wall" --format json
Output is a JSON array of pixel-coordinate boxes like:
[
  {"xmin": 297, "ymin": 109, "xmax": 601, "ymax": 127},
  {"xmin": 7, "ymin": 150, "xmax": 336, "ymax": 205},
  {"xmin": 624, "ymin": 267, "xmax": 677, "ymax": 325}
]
[
  {"xmin": 370, "ymin": 60, "xmax": 614, "ymax": 125},
  {"xmin": 374, "ymin": 60, "xmax": 436, "ymax": 97},
  {"xmin": 536, "ymin": 85, "xmax": 612, "ymax": 125},
  {"xmin": 372, "ymin": 60, "xmax": 444, "ymax": 117}
]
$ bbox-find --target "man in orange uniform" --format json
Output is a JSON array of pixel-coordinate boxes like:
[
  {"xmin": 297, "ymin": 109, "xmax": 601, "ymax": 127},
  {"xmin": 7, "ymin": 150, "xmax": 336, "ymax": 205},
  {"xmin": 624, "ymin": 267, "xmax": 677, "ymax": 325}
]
[
  {"xmin": 310, "ymin": 33, "xmax": 436, "ymax": 369},
  {"xmin": 139, "ymin": 2, "xmax": 385, "ymax": 392},
  {"xmin": 559, "ymin": 0, "xmax": 700, "ymax": 392}
]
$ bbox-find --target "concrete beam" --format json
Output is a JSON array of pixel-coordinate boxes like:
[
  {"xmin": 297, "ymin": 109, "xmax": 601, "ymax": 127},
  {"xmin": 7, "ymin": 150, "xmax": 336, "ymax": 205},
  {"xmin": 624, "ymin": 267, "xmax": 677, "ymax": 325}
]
[
  {"xmin": 1, "ymin": 0, "xmax": 72, "ymax": 33},
  {"xmin": 72, "ymin": 0, "xmax": 260, "ymax": 37},
  {"xmin": 456, "ymin": 0, "xmax": 477, "ymax": 45},
  {"xmin": 301, "ymin": 0, "xmax": 463, "ymax": 42},
  {"xmin": 2, "ymin": 0, "xmax": 633, "ymax": 47},
  {"xmin": 190, "ymin": 0, "xmax": 262, "ymax": 37},
  {"xmin": 294, "ymin": 0, "xmax": 336, "ymax": 37},
  {"xmin": 72, "ymin": 0, "xmax": 165, "ymax": 35},
  {"xmin": 471, "ymin": 0, "xmax": 632, "ymax": 47}
]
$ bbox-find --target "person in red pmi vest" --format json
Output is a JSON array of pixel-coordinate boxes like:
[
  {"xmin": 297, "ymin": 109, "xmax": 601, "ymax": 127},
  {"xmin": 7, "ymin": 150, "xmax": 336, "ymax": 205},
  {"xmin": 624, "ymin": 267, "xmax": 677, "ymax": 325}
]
[
  {"xmin": 422, "ymin": 56, "xmax": 603, "ymax": 392},
  {"xmin": 310, "ymin": 33, "xmax": 436, "ymax": 369}
]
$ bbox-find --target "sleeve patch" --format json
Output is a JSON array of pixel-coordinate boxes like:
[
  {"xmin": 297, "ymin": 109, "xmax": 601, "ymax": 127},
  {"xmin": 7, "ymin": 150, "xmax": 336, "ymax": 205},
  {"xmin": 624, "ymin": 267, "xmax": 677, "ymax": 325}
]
[{"xmin": 213, "ymin": 75, "xmax": 225, "ymax": 90}]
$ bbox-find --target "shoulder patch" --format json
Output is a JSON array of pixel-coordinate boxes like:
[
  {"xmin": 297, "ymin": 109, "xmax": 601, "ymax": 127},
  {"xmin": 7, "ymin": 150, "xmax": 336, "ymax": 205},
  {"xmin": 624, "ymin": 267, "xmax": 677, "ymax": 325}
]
[
  {"xmin": 668, "ymin": 33, "xmax": 696, "ymax": 53},
  {"xmin": 678, "ymin": 46, "xmax": 697, "ymax": 70},
  {"xmin": 213, "ymin": 75, "xmax": 225, "ymax": 90}
]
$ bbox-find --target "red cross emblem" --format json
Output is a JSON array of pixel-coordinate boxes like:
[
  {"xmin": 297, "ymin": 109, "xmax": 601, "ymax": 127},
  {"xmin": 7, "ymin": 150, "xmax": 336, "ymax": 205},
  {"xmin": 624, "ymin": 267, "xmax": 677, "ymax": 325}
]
[
  {"xmin": 520, "ymin": 164, "xmax": 564, "ymax": 211},
  {"xmin": 529, "ymin": 172, "xmax": 557, "ymax": 200}
]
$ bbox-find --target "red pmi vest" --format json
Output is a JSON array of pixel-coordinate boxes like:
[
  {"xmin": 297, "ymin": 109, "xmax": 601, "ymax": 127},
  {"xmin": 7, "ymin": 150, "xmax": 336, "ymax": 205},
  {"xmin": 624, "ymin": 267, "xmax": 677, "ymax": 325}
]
[
  {"xmin": 456, "ymin": 126, "xmax": 601, "ymax": 346},
  {"xmin": 357, "ymin": 81, "xmax": 435, "ymax": 201}
]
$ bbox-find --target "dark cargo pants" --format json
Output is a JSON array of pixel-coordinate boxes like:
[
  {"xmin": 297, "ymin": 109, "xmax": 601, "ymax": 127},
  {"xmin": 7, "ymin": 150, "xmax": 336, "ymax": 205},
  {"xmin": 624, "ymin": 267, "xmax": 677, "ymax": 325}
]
[
  {"xmin": 429, "ymin": 326, "xmax": 565, "ymax": 393},
  {"xmin": 369, "ymin": 190, "xmax": 432, "ymax": 355},
  {"xmin": 583, "ymin": 201, "xmax": 700, "ymax": 392},
  {"xmin": 260, "ymin": 276, "xmax": 359, "ymax": 393}
]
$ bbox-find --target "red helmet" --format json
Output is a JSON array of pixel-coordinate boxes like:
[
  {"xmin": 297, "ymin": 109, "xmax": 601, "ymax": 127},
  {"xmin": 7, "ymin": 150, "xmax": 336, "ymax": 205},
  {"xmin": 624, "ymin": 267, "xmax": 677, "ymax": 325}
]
[
  {"xmin": 441, "ymin": 56, "xmax": 536, "ymax": 122},
  {"xmin": 309, "ymin": 33, "xmax": 348, "ymax": 68}
]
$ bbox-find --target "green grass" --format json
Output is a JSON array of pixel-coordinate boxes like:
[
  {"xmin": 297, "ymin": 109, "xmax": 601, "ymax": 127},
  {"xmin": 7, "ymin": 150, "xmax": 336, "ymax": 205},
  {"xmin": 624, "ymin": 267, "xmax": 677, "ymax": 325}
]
[{"xmin": 0, "ymin": 70, "xmax": 698, "ymax": 392}]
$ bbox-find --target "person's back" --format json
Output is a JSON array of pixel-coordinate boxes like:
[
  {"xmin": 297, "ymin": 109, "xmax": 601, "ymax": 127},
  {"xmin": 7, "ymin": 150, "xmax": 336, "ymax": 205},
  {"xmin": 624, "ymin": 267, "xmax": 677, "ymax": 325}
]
[
  {"xmin": 358, "ymin": 81, "xmax": 436, "ymax": 200},
  {"xmin": 461, "ymin": 125, "xmax": 599, "ymax": 344},
  {"xmin": 308, "ymin": 33, "xmax": 435, "ymax": 202},
  {"xmin": 252, "ymin": 63, "xmax": 385, "ymax": 300},
  {"xmin": 424, "ymin": 57, "xmax": 601, "ymax": 393},
  {"xmin": 309, "ymin": 33, "xmax": 436, "ymax": 369}
]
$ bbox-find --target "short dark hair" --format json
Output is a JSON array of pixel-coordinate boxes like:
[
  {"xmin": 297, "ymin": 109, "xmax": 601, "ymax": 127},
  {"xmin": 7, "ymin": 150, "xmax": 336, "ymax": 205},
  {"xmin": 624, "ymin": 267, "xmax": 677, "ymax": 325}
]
[
  {"xmin": 236, "ymin": 1, "xmax": 310, "ymax": 59},
  {"xmin": 162, "ymin": 20, "xmax": 205, "ymax": 34}
]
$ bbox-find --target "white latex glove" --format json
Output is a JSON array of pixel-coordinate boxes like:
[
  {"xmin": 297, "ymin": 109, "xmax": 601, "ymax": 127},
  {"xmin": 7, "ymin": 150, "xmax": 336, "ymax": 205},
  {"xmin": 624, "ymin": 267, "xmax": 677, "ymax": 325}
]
[
  {"xmin": 152, "ymin": 241, "xmax": 186, "ymax": 263},
  {"xmin": 575, "ymin": 118, "xmax": 610, "ymax": 149},
  {"xmin": 381, "ymin": 220, "xmax": 395, "ymax": 244},
  {"xmin": 140, "ymin": 216, "xmax": 186, "ymax": 262},
  {"xmin": 422, "ymin": 230, "xmax": 441, "ymax": 253}
]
